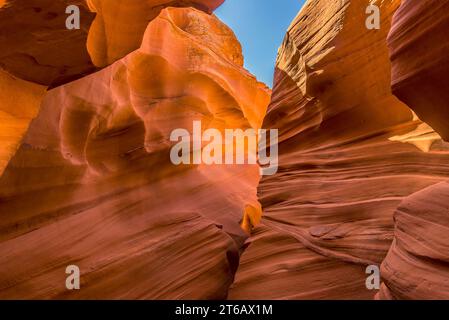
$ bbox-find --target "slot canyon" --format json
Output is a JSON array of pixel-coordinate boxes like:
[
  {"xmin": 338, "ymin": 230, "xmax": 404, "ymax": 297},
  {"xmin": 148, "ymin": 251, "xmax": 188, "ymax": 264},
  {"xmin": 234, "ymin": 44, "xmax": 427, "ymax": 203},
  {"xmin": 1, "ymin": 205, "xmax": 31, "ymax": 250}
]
[{"xmin": 0, "ymin": 0, "xmax": 448, "ymax": 300}]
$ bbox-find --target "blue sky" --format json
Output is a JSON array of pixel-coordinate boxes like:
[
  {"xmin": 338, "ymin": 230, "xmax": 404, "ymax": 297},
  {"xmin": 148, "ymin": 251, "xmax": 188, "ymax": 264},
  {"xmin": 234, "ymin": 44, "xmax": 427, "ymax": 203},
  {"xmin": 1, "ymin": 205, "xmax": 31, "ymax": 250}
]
[{"xmin": 215, "ymin": 0, "xmax": 306, "ymax": 87}]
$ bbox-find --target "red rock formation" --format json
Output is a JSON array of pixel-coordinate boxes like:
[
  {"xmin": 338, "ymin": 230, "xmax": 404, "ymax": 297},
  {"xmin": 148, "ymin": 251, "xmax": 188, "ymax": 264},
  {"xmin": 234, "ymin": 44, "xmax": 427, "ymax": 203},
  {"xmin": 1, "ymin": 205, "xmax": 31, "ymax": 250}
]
[
  {"xmin": 0, "ymin": 0, "xmax": 225, "ymax": 195},
  {"xmin": 229, "ymin": 0, "xmax": 449, "ymax": 300},
  {"xmin": 377, "ymin": 182, "xmax": 449, "ymax": 300},
  {"xmin": 377, "ymin": 0, "xmax": 449, "ymax": 300},
  {"xmin": 388, "ymin": 0, "xmax": 449, "ymax": 141},
  {"xmin": 0, "ymin": 70, "xmax": 46, "ymax": 175},
  {"xmin": 0, "ymin": 0, "xmax": 94, "ymax": 178},
  {"xmin": 86, "ymin": 0, "xmax": 224, "ymax": 67},
  {"xmin": 2, "ymin": 0, "xmax": 449, "ymax": 301},
  {"xmin": 0, "ymin": 0, "xmax": 96, "ymax": 86},
  {"xmin": 0, "ymin": 0, "xmax": 223, "ymax": 86},
  {"xmin": 0, "ymin": 7, "xmax": 269, "ymax": 299}
]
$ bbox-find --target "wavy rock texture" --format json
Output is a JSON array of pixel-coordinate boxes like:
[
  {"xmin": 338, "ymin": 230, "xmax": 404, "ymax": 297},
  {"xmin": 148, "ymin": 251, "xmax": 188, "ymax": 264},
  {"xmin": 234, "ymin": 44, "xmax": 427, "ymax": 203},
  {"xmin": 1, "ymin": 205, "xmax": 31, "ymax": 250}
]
[
  {"xmin": 2, "ymin": 0, "xmax": 449, "ymax": 301},
  {"xmin": 0, "ymin": 0, "xmax": 94, "ymax": 179},
  {"xmin": 86, "ymin": 0, "xmax": 224, "ymax": 67},
  {"xmin": 0, "ymin": 0, "xmax": 224, "ymax": 204},
  {"xmin": 377, "ymin": 0, "xmax": 449, "ymax": 300},
  {"xmin": 377, "ymin": 182, "xmax": 449, "ymax": 300},
  {"xmin": 388, "ymin": 0, "xmax": 449, "ymax": 141},
  {"xmin": 0, "ymin": 7, "xmax": 269, "ymax": 299},
  {"xmin": 229, "ymin": 0, "xmax": 449, "ymax": 300},
  {"xmin": 0, "ymin": 0, "xmax": 223, "ymax": 86}
]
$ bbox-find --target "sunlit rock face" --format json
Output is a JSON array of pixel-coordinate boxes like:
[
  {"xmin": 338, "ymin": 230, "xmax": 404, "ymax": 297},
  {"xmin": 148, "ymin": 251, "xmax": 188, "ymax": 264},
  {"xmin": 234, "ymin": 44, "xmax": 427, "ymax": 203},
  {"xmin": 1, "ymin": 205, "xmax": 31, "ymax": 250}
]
[
  {"xmin": 377, "ymin": 0, "xmax": 449, "ymax": 300},
  {"xmin": 0, "ymin": 7, "xmax": 269, "ymax": 299},
  {"xmin": 229, "ymin": 0, "xmax": 449, "ymax": 300},
  {"xmin": 0, "ymin": 0, "xmax": 225, "ymax": 200},
  {"xmin": 0, "ymin": 71, "xmax": 46, "ymax": 176},
  {"xmin": 0, "ymin": 0, "xmax": 94, "ymax": 179},
  {"xmin": 388, "ymin": 0, "xmax": 449, "ymax": 142},
  {"xmin": 86, "ymin": 0, "xmax": 224, "ymax": 67}
]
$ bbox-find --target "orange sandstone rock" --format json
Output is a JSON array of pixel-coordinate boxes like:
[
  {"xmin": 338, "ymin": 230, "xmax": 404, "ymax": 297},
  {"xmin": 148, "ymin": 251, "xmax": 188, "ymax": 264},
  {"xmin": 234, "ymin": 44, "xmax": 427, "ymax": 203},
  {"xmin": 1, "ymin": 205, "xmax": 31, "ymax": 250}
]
[
  {"xmin": 0, "ymin": 7, "xmax": 269, "ymax": 299},
  {"xmin": 86, "ymin": 0, "xmax": 224, "ymax": 67},
  {"xmin": 388, "ymin": 0, "xmax": 449, "ymax": 141},
  {"xmin": 0, "ymin": 0, "xmax": 223, "ymax": 87},
  {"xmin": 0, "ymin": 0, "xmax": 225, "ymax": 190},
  {"xmin": 377, "ymin": 0, "xmax": 449, "ymax": 300},
  {"xmin": 0, "ymin": 0, "xmax": 96, "ymax": 86},
  {"xmin": 0, "ymin": 70, "xmax": 46, "ymax": 176},
  {"xmin": 229, "ymin": 0, "xmax": 449, "ymax": 300},
  {"xmin": 377, "ymin": 182, "xmax": 449, "ymax": 300}
]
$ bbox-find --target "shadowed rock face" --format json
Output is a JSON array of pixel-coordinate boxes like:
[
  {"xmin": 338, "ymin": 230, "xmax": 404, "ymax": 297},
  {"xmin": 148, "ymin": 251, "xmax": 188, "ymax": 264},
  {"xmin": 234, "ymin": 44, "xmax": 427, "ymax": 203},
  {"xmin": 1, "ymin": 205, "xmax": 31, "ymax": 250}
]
[
  {"xmin": 229, "ymin": 0, "xmax": 449, "ymax": 300},
  {"xmin": 377, "ymin": 182, "xmax": 449, "ymax": 300},
  {"xmin": 0, "ymin": 7, "xmax": 269, "ymax": 299},
  {"xmin": 377, "ymin": 0, "xmax": 449, "ymax": 300},
  {"xmin": 388, "ymin": 0, "xmax": 449, "ymax": 142},
  {"xmin": 0, "ymin": 0, "xmax": 223, "ymax": 87},
  {"xmin": 0, "ymin": 0, "xmax": 96, "ymax": 86},
  {"xmin": 0, "ymin": 0, "xmax": 92, "ymax": 179}
]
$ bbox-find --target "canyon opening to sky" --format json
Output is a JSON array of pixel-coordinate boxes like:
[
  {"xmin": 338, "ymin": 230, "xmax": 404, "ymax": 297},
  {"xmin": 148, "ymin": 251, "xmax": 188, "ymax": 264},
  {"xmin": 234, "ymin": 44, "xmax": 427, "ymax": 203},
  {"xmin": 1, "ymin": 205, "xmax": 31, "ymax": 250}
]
[{"xmin": 0, "ymin": 0, "xmax": 449, "ymax": 303}]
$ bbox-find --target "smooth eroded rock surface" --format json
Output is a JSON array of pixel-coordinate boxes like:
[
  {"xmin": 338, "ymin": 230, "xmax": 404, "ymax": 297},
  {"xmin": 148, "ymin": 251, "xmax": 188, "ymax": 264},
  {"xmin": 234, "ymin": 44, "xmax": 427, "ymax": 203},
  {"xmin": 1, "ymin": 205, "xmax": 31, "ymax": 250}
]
[
  {"xmin": 0, "ymin": 7, "xmax": 269, "ymax": 299},
  {"xmin": 388, "ymin": 0, "xmax": 449, "ymax": 141},
  {"xmin": 0, "ymin": 0, "xmax": 223, "ymax": 87},
  {"xmin": 377, "ymin": 182, "xmax": 449, "ymax": 300},
  {"xmin": 0, "ymin": 70, "xmax": 46, "ymax": 176},
  {"xmin": 378, "ymin": 0, "xmax": 449, "ymax": 300},
  {"xmin": 2, "ymin": 0, "xmax": 449, "ymax": 301},
  {"xmin": 229, "ymin": 0, "xmax": 449, "ymax": 300},
  {"xmin": 86, "ymin": 0, "xmax": 224, "ymax": 67},
  {"xmin": 0, "ymin": 0, "xmax": 96, "ymax": 86}
]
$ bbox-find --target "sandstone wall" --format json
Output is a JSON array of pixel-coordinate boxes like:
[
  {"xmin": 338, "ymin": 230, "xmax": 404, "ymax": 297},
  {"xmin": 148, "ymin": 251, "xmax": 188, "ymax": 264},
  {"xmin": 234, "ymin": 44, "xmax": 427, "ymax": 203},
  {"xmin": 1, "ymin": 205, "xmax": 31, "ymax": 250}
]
[
  {"xmin": 229, "ymin": 0, "xmax": 449, "ymax": 300},
  {"xmin": 0, "ymin": 6, "xmax": 269, "ymax": 299},
  {"xmin": 377, "ymin": 0, "xmax": 449, "ymax": 300}
]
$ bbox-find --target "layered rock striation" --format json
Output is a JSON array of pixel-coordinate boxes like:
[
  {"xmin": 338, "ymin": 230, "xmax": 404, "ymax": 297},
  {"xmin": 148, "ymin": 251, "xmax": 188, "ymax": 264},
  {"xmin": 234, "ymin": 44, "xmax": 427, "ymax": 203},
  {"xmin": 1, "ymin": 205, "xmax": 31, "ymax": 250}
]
[
  {"xmin": 0, "ymin": 0, "xmax": 225, "ymax": 203},
  {"xmin": 0, "ymin": 6, "xmax": 269, "ymax": 299},
  {"xmin": 1, "ymin": 0, "xmax": 449, "ymax": 301},
  {"xmin": 86, "ymin": 0, "xmax": 224, "ymax": 68},
  {"xmin": 377, "ymin": 181, "xmax": 449, "ymax": 300},
  {"xmin": 388, "ymin": 0, "xmax": 449, "ymax": 141},
  {"xmin": 0, "ymin": 0, "xmax": 223, "ymax": 86},
  {"xmin": 377, "ymin": 0, "xmax": 449, "ymax": 300},
  {"xmin": 229, "ymin": 0, "xmax": 449, "ymax": 300}
]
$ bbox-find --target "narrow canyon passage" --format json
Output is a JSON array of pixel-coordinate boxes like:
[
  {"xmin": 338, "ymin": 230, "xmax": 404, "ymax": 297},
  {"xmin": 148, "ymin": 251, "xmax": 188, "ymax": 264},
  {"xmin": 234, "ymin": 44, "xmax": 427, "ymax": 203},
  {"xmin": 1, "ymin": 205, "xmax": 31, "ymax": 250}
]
[{"xmin": 0, "ymin": 0, "xmax": 449, "ymax": 300}]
